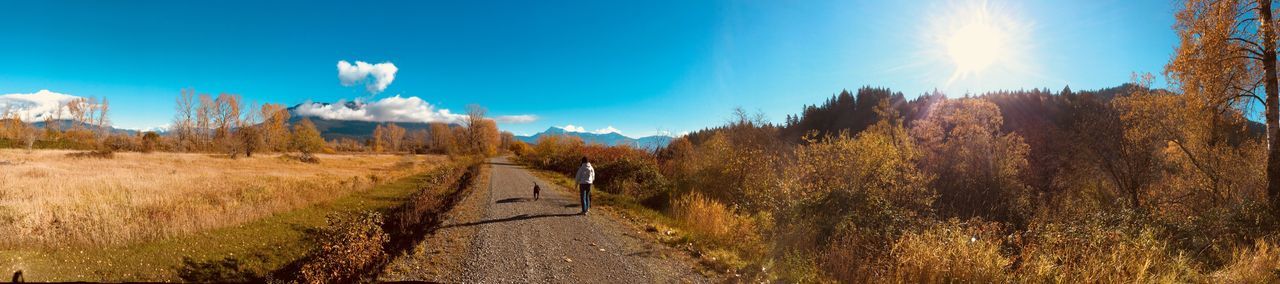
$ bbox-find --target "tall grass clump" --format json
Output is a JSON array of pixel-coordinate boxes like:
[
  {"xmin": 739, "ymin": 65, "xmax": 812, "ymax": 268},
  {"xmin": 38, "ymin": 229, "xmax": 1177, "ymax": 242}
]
[
  {"xmin": 1212, "ymin": 240, "xmax": 1280, "ymax": 283},
  {"xmin": 668, "ymin": 192, "xmax": 766, "ymax": 271},
  {"xmin": 885, "ymin": 220, "xmax": 1011, "ymax": 283},
  {"xmin": 1015, "ymin": 213, "xmax": 1200, "ymax": 283}
]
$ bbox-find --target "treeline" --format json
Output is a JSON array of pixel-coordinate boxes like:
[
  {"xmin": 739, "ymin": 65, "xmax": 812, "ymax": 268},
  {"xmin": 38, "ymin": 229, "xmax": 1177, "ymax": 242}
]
[
  {"xmin": 519, "ymin": 80, "xmax": 1279, "ymax": 282},
  {"xmin": 354, "ymin": 106, "xmax": 516, "ymax": 156},
  {"xmin": 0, "ymin": 95, "xmax": 120, "ymax": 150},
  {"xmin": 0, "ymin": 88, "xmax": 510, "ymax": 159}
]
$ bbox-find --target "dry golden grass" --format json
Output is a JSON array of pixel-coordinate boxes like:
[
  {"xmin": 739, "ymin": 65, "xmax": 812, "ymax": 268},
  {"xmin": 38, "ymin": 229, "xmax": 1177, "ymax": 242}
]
[
  {"xmin": 0, "ymin": 149, "xmax": 442, "ymax": 248},
  {"xmin": 886, "ymin": 220, "xmax": 1011, "ymax": 283},
  {"xmin": 1213, "ymin": 240, "xmax": 1280, "ymax": 283}
]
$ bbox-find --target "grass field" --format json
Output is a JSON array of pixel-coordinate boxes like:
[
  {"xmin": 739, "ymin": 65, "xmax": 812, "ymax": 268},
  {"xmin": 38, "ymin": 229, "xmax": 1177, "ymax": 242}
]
[
  {"xmin": 0, "ymin": 150, "xmax": 439, "ymax": 248},
  {"xmin": 0, "ymin": 150, "xmax": 449, "ymax": 281}
]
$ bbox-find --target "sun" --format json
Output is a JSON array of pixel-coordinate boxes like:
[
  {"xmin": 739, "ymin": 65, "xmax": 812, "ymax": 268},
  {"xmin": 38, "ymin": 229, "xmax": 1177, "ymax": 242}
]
[
  {"xmin": 918, "ymin": 0, "xmax": 1032, "ymax": 90},
  {"xmin": 947, "ymin": 21, "xmax": 1006, "ymax": 76}
]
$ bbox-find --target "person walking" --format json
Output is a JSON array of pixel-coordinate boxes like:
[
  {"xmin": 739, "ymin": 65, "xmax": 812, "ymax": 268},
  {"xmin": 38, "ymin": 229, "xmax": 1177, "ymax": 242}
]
[{"xmin": 575, "ymin": 157, "xmax": 595, "ymax": 214}]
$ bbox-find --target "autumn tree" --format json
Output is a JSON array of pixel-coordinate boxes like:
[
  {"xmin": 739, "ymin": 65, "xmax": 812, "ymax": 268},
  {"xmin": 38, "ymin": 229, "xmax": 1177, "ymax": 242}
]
[
  {"xmin": 236, "ymin": 125, "xmax": 265, "ymax": 157},
  {"xmin": 97, "ymin": 97, "xmax": 109, "ymax": 137},
  {"xmin": 499, "ymin": 131, "xmax": 517, "ymax": 153},
  {"xmin": 384, "ymin": 123, "xmax": 405, "ymax": 152},
  {"xmin": 233, "ymin": 102, "xmax": 264, "ymax": 157},
  {"xmin": 259, "ymin": 103, "xmax": 291, "ymax": 152},
  {"xmin": 173, "ymin": 89, "xmax": 196, "ymax": 151},
  {"xmin": 1169, "ymin": 0, "xmax": 1280, "ymax": 213},
  {"xmin": 428, "ymin": 122, "xmax": 454, "ymax": 154},
  {"xmin": 292, "ymin": 118, "xmax": 325, "ymax": 160},
  {"xmin": 212, "ymin": 93, "xmax": 242, "ymax": 153},
  {"xmin": 407, "ymin": 129, "xmax": 428, "ymax": 153},
  {"xmin": 1058, "ymin": 84, "xmax": 1160, "ymax": 212},
  {"xmin": 196, "ymin": 93, "xmax": 214, "ymax": 150},
  {"xmin": 1116, "ymin": 74, "xmax": 1264, "ymax": 214},
  {"xmin": 911, "ymin": 97, "xmax": 1032, "ymax": 224},
  {"xmin": 460, "ymin": 105, "xmax": 500, "ymax": 156},
  {"xmin": 371, "ymin": 122, "xmax": 406, "ymax": 152},
  {"xmin": 471, "ymin": 119, "xmax": 500, "ymax": 156},
  {"xmin": 372, "ymin": 124, "xmax": 387, "ymax": 152},
  {"xmin": 66, "ymin": 97, "xmax": 88, "ymax": 132},
  {"xmin": 451, "ymin": 126, "xmax": 469, "ymax": 155}
]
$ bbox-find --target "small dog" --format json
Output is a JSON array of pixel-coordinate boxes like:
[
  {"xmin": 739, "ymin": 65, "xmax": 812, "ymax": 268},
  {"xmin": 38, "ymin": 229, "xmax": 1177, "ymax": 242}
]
[{"xmin": 532, "ymin": 183, "xmax": 541, "ymax": 200}]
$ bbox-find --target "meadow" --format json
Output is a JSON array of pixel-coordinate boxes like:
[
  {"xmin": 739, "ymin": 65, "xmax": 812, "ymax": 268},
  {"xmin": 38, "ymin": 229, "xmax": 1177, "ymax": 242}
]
[{"xmin": 0, "ymin": 150, "xmax": 442, "ymax": 248}]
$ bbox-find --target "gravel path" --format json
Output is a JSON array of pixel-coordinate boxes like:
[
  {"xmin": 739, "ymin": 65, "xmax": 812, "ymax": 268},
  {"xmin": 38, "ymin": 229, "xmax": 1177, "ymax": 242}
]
[{"xmin": 451, "ymin": 157, "xmax": 707, "ymax": 283}]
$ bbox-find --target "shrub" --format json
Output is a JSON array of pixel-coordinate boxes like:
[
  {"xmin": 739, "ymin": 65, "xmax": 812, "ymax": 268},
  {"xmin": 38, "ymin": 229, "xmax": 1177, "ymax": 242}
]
[
  {"xmin": 65, "ymin": 150, "xmax": 114, "ymax": 159},
  {"xmin": 102, "ymin": 134, "xmax": 134, "ymax": 152},
  {"xmin": 912, "ymin": 98, "xmax": 1033, "ymax": 225},
  {"xmin": 299, "ymin": 211, "xmax": 388, "ymax": 284},
  {"xmin": 581, "ymin": 145, "xmax": 668, "ymax": 199},
  {"xmin": 781, "ymin": 112, "xmax": 934, "ymax": 282},
  {"xmin": 518, "ymin": 137, "xmax": 671, "ymax": 203}
]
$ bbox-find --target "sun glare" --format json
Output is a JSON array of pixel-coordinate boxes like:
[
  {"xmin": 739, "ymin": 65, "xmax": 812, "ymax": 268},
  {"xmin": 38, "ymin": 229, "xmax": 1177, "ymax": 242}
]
[
  {"xmin": 916, "ymin": 0, "xmax": 1033, "ymax": 91},
  {"xmin": 947, "ymin": 21, "xmax": 1006, "ymax": 75}
]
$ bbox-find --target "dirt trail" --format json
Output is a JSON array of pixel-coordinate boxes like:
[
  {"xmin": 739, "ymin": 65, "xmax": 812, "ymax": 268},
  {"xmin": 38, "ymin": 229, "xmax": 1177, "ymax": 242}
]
[{"xmin": 383, "ymin": 157, "xmax": 707, "ymax": 283}]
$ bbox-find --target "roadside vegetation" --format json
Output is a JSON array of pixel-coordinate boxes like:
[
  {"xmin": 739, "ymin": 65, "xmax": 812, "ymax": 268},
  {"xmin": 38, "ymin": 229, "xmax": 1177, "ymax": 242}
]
[
  {"xmin": 518, "ymin": 83, "xmax": 1280, "ymax": 282},
  {"xmin": 513, "ymin": 2, "xmax": 1280, "ymax": 281}
]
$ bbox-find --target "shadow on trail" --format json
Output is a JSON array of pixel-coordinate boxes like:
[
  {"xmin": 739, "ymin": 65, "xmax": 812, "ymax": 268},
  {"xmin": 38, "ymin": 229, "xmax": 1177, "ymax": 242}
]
[
  {"xmin": 442, "ymin": 212, "xmax": 581, "ymax": 229},
  {"xmin": 496, "ymin": 197, "xmax": 533, "ymax": 203},
  {"xmin": 486, "ymin": 161, "xmax": 522, "ymax": 167}
]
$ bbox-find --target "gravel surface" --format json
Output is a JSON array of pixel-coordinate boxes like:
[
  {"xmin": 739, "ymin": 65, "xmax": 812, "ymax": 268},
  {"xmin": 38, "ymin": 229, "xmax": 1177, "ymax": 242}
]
[{"xmin": 450, "ymin": 157, "xmax": 708, "ymax": 283}]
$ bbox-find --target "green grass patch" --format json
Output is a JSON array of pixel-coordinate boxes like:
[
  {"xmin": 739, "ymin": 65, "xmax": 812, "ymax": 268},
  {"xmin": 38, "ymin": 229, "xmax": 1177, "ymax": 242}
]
[{"xmin": 1, "ymin": 170, "xmax": 439, "ymax": 282}]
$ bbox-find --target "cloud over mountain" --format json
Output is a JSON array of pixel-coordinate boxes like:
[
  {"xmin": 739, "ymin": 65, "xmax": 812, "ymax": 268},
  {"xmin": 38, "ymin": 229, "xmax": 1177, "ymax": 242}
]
[
  {"xmin": 494, "ymin": 115, "xmax": 538, "ymax": 124},
  {"xmin": 293, "ymin": 95, "xmax": 462, "ymax": 123},
  {"xmin": 292, "ymin": 95, "xmax": 538, "ymax": 124},
  {"xmin": 337, "ymin": 60, "xmax": 398, "ymax": 94},
  {"xmin": 0, "ymin": 89, "xmax": 87, "ymax": 121},
  {"xmin": 560, "ymin": 124, "xmax": 621, "ymax": 134}
]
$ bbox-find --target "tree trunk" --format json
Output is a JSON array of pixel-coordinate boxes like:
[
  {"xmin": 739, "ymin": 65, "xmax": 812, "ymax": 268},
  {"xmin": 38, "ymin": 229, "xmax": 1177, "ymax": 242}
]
[{"xmin": 1260, "ymin": 0, "xmax": 1280, "ymax": 216}]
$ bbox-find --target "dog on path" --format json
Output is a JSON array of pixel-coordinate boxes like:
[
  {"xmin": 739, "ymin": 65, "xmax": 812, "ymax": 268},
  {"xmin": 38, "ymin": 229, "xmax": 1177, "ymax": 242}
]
[{"xmin": 532, "ymin": 183, "xmax": 541, "ymax": 200}]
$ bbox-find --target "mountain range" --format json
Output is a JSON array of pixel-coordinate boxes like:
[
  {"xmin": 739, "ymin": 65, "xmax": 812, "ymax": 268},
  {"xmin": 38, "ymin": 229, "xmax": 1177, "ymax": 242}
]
[{"xmin": 515, "ymin": 127, "xmax": 673, "ymax": 149}]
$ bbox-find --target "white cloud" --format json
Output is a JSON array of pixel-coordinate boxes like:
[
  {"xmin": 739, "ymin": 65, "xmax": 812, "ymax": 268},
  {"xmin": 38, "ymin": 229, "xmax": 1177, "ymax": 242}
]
[
  {"xmin": 493, "ymin": 115, "xmax": 538, "ymax": 124},
  {"xmin": 293, "ymin": 95, "xmax": 538, "ymax": 125},
  {"xmin": 593, "ymin": 126, "xmax": 620, "ymax": 134},
  {"xmin": 559, "ymin": 124, "xmax": 620, "ymax": 134},
  {"xmin": 0, "ymin": 89, "xmax": 87, "ymax": 122},
  {"xmin": 294, "ymin": 95, "xmax": 463, "ymax": 124},
  {"xmin": 338, "ymin": 60, "xmax": 398, "ymax": 94}
]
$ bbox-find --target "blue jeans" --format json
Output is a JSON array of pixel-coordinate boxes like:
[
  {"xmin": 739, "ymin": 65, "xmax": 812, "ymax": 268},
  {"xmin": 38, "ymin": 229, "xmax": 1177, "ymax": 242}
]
[{"xmin": 578, "ymin": 184, "xmax": 591, "ymax": 212}]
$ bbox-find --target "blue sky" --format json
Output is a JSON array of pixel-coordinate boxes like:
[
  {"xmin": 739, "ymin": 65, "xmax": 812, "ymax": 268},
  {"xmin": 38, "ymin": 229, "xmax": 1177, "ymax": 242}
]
[{"xmin": 0, "ymin": 0, "xmax": 1177, "ymax": 136}]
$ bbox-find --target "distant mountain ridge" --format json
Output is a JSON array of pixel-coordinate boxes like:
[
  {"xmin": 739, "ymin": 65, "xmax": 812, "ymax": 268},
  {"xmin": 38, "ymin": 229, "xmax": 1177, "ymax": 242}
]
[
  {"xmin": 516, "ymin": 127, "xmax": 673, "ymax": 149},
  {"xmin": 285, "ymin": 102, "xmax": 449, "ymax": 141},
  {"xmin": 31, "ymin": 120, "xmax": 139, "ymax": 135},
  {"xmin": 281, "ymin": 103, "xmax": 674, "ymax": 147}
]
